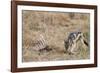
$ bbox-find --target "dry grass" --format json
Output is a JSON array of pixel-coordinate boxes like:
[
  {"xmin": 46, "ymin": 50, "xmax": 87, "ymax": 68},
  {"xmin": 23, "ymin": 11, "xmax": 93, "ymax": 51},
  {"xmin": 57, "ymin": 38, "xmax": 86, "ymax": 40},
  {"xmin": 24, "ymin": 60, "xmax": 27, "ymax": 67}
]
[{"xmin": 22, "ymin": 10, "xmax": 90, "ymax": 62}]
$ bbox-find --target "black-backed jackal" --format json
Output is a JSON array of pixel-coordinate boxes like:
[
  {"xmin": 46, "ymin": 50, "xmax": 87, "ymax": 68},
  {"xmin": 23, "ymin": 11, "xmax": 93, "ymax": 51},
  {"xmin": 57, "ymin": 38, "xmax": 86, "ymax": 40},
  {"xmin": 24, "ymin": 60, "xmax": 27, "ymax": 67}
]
[{"xmin": 64, "ymin": 32, "xmax": 88, "ymax": 54}]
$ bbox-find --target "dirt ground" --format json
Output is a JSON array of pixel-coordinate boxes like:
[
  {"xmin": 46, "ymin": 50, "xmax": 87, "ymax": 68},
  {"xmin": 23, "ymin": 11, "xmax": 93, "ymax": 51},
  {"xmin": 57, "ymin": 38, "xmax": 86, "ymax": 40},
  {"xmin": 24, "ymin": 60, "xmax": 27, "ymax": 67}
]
[{"xmin": 22, "ymin": 10, "xmax": 90, "ymax": 62}]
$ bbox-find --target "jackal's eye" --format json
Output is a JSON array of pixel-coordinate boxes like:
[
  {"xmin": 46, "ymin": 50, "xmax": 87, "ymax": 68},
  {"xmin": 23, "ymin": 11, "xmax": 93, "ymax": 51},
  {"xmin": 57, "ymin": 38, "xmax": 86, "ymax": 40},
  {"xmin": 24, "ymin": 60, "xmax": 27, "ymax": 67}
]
[{"xmin": 78, "ymin": 32, "xmax": 81, "ymax": 34}]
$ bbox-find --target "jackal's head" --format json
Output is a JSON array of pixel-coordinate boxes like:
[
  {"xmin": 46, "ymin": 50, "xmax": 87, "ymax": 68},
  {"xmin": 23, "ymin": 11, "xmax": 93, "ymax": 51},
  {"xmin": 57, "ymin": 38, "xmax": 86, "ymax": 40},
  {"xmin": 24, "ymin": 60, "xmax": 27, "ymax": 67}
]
[{"xmin": 76, "ymin": 31, "xmax": 83, "ymax": 42}]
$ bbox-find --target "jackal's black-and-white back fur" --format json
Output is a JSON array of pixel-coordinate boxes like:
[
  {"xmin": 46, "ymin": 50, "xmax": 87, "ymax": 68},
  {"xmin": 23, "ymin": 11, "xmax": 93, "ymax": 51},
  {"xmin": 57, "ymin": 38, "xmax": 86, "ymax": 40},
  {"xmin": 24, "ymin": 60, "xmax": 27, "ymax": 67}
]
[{"xmin": 64, "ymin": 31, "xmax": 88, "ymax": 54}]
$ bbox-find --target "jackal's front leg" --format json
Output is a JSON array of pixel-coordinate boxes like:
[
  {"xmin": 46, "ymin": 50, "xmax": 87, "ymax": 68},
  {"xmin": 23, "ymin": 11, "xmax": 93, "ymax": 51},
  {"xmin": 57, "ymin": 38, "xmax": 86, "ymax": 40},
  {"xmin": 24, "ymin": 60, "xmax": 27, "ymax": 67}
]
[{"xmin": 67, "ymin": 43, "xmax": 77, "ymax": 54}]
